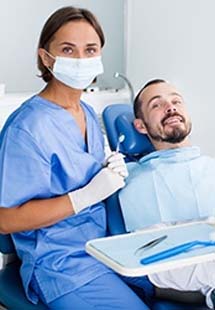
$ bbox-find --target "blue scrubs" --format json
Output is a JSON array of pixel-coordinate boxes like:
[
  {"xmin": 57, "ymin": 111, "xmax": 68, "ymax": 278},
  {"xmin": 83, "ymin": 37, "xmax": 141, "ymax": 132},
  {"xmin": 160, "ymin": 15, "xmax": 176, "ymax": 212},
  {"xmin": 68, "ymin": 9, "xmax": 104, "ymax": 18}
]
[
  {"xmin": 119, "ymin": 146, "xmax": 215, "ymax": 232},
  {"xmin": 0, "ymin": 95, "xmax": 149, "ymax": 309}
]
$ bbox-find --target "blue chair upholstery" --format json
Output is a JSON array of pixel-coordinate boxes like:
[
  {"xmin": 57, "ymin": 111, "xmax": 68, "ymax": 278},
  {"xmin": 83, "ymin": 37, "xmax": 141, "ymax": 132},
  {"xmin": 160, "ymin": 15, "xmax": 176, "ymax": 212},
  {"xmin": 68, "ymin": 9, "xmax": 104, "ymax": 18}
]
[
  {"xmin": 103, "ymin": 103, "xmax": 154, "ymax": 157},
  {"xmin": 0, "ymin": 234, "xmax": 47, "ymax": 309},
  {"xmin": 103, "ymin": 103, "xmax": 209, "ymax": 310},
  {"xmin": 0, "ymin": 234, "xmax": 15, "ymax": 254}
]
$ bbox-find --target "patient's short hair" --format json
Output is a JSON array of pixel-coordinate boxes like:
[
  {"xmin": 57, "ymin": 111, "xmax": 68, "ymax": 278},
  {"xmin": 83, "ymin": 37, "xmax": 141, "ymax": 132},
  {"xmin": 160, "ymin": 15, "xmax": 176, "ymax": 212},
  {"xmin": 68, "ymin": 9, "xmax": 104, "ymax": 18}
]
[{"xmin": 134, "ymin": 79, "xmax": 166, "ymax": 119}]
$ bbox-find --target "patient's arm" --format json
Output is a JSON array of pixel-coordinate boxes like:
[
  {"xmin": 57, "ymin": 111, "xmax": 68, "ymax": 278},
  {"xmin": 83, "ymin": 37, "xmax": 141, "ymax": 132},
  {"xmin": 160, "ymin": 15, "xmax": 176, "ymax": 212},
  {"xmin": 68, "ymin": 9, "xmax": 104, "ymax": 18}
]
[{"xmin": 0, "ymin": 195, "xmax": 73, "ymax": 234}]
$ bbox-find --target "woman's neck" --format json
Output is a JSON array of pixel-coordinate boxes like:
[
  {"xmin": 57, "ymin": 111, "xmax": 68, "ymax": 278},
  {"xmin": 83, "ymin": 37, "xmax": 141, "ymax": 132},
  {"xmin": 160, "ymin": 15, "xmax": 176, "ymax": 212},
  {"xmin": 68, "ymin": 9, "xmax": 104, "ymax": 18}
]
[{"xmin": 38, "ymin": 80, "xmax": 82, "ymax": 109}]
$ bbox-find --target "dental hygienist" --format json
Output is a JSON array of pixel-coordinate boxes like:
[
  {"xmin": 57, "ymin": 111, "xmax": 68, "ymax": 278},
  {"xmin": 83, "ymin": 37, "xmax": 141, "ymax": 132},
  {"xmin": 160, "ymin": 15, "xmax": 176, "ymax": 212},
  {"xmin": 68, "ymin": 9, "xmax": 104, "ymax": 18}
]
[{"xmin": 0, "ymin": 6, "xmax": 150, "ymax": 310}]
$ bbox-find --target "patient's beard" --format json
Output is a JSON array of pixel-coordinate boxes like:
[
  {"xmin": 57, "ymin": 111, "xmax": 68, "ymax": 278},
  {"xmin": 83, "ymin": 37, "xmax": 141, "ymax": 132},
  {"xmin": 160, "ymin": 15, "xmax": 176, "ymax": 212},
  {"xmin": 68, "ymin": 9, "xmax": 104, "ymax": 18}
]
[{"xmin": 145, "ymin": 121, "xmax": 192, "ymax": 144}]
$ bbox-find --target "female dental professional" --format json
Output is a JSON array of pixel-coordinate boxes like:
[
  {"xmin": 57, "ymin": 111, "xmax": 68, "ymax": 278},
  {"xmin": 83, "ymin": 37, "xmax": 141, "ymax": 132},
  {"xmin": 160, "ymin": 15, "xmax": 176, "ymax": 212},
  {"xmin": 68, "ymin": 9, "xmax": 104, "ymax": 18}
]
[{"xmin": 0, "ymin": 6, "xmax": 150, "ymax": 310}]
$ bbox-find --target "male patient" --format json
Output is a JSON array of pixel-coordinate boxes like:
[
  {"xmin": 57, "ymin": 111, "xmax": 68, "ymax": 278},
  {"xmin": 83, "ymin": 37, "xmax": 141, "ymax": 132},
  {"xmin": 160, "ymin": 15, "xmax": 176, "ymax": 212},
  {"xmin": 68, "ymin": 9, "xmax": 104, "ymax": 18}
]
[{"xmin": 119, "ymin": 79, "xmax": 215, "ymax": 309}]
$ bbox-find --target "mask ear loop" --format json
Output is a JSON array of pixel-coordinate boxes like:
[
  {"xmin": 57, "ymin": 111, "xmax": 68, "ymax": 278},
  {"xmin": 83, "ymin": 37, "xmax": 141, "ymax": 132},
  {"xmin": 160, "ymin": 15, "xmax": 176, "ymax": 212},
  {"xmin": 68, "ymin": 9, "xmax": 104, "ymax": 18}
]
[
  {"xmin": 43, "ymin": 50, "xmax": 56, "ymax": 73},
  {"xmin": 44, "ymin": 50, "xmax": 56, "ymax": 60}
]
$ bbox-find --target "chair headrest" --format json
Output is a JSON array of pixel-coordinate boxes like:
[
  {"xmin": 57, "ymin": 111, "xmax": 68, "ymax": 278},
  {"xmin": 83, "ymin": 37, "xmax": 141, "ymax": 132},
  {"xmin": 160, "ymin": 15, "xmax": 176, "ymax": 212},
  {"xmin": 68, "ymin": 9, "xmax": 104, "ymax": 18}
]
[{"xmin": 102, "ymin": 103, "xmax": 154, "ymax": 156}]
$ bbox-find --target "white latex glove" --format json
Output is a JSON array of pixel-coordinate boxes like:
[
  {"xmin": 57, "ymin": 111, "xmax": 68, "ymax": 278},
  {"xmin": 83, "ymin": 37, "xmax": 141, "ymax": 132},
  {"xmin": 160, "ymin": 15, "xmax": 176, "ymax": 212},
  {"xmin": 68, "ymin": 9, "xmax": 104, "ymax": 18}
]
[
  {"xmin": 105, "ymin": 152, "xmax": 129, "ymax": 178},
  {"xmin": 69, "ymin": 167, "xmax": 125, "ymax": 214}
]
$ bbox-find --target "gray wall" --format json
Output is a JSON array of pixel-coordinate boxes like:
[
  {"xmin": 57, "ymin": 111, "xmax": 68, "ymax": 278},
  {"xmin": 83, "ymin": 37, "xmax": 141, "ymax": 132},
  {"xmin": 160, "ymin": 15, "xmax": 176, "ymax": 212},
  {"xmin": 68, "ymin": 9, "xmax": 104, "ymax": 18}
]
[
  {"xmin": 126, "ymin": 0, "xmax": 215, "ymax": 156},
  {"xmin": 0, "ymin": 0, "xmax": 125, "ymax": 92}
]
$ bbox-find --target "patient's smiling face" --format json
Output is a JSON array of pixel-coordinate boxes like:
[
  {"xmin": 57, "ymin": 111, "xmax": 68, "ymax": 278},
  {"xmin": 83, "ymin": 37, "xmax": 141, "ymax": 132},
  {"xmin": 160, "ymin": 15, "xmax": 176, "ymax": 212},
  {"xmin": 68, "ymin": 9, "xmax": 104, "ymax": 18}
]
[{"xmin": 134, "ymin": 82, "xmax": 192, "ymax": 150}]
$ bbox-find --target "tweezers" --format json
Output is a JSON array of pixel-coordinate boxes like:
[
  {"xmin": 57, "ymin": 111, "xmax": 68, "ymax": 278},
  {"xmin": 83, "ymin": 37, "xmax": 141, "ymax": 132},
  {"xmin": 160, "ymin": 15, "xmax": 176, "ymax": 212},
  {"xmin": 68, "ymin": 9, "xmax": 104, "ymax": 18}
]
[
  {"xmin": 134, "ymin": 235, "xmax": 167, "ymax": 256},
  {"xmin": 140, "ymin": 240, "xmax": 215, "ymax": 265}
]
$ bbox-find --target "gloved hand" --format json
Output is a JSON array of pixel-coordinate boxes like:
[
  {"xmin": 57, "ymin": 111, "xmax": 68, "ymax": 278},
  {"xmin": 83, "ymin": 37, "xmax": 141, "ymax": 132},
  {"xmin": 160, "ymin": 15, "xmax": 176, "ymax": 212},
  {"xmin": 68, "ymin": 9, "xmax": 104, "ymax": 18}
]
[
  {"xmin": 69, "ymin": 167, "xmax": 125, "ymax": 214},
  {"xmin": 104, "ymin": 152, "xmax": 128, "ymax": 178}
]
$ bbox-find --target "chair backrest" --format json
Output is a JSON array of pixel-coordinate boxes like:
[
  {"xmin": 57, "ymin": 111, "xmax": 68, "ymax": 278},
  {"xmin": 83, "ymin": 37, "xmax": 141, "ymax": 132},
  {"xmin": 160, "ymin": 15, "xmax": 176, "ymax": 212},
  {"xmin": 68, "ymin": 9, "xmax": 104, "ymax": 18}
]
[
  {"xmin": 102, "ymin": 103, "xmax": 154, "ymax": 159},
  {"xmin": 105, "ymin": 192, "xmax": 127, "ymax": 235},
  {"xmin": 102, "ymin": 103, "xmax": 154, "ymax": 235}
]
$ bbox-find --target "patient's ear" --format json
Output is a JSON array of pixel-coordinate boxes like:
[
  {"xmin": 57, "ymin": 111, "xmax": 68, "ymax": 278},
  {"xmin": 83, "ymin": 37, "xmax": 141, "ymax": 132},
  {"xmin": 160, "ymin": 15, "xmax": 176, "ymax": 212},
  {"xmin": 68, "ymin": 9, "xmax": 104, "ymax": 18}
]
[{"xmin": 133, "ymin": 118, "xmax": 147, "ymax": 134}]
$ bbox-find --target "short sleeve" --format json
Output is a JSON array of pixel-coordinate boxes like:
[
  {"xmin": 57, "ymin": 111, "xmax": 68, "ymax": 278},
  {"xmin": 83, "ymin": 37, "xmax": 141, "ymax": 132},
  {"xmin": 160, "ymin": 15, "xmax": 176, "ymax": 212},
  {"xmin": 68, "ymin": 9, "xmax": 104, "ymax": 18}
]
[{"xmin": 0, "ymin": 127, "xmax": 50, "ymax": 207}]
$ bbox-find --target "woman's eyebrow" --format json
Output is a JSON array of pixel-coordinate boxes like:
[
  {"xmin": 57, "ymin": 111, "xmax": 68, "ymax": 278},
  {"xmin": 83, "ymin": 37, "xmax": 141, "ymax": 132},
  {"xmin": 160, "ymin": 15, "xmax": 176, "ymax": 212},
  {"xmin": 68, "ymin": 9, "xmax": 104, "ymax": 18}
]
[
  {"xmin": 59, "ymin": 42, "xmax": 99, "ymax": 47},
  {"xmin": 59, "ymin": 42, "xmax": 76, "ymax": 46}
]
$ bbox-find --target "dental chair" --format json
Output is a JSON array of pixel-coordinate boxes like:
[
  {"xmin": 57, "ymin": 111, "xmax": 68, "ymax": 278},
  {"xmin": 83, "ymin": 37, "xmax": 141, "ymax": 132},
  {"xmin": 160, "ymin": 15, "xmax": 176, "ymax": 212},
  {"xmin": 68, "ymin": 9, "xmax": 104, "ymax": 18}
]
[
  {"xmin": 102, "ymin": 103, "xmax": 209, "ymax": 310},
  {"xmin": 0, "ymin": 235, "xmax": 47, "ymax": 309}
]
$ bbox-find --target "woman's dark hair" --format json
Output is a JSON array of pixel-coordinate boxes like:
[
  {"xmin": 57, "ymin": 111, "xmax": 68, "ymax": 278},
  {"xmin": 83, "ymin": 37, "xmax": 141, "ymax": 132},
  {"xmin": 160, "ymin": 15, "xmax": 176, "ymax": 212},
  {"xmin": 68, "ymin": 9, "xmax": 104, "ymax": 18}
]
[
  {"xmin": 37, "ymin": 6, "xmax": 105, "ymax": 82},
  {"xmin": 134, "ymin": 79, "xmax": 166, "ymax": 119}
]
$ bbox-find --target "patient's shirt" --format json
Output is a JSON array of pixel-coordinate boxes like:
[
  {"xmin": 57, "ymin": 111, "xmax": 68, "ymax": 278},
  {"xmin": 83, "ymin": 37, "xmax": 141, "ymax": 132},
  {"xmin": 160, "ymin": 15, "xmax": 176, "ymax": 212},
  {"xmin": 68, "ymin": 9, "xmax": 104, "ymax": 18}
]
[{"xmin": 119, "ymin": 146, "xmax": 215, "ymax": 232}]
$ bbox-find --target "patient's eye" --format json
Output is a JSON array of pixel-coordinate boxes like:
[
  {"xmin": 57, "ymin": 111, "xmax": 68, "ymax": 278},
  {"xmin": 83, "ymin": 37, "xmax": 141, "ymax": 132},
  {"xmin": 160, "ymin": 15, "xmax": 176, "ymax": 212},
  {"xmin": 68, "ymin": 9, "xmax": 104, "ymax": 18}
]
[
  {"xmin": 151, "ymin": 101, "xmax": 161, "ymax": 109},
  {"xmin": 172, "ymin": 98, "xmax": 182, "ymax": 105}
]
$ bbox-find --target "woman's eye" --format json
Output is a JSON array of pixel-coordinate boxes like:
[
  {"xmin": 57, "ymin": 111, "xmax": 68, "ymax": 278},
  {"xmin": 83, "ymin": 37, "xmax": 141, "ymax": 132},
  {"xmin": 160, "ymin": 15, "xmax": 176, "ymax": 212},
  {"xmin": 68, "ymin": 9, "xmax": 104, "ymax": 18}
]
[
  {"xmin": 86, "ymin": 48, "xmax": 97, "ymax": 55},
  {"xmin": 62, "ymin": 46, "xmax": 73, "ymax": 54}
]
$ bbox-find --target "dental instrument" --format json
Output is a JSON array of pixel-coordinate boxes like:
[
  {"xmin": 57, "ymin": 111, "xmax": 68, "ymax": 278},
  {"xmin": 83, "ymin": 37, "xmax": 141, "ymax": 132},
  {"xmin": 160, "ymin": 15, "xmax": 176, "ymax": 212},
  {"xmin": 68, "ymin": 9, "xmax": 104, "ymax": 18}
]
[
  {"xmin": 135, "ymin": 235, "xmax": 167, "ymax": 257},
  {"xmin": 116, "ymin": 134, "xmax": 125, "ymax": 152},
  {"xmin": 140, "ymin": 238, "xmax": 215, "ymax": 265}
]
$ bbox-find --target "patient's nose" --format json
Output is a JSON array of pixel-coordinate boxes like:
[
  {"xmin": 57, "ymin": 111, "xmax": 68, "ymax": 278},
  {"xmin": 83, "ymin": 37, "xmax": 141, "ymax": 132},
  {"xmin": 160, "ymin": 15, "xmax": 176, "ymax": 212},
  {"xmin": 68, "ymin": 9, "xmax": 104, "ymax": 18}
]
[{"xmin": 165, "ymin": 102, "xmax": 176, "ymax": 114}]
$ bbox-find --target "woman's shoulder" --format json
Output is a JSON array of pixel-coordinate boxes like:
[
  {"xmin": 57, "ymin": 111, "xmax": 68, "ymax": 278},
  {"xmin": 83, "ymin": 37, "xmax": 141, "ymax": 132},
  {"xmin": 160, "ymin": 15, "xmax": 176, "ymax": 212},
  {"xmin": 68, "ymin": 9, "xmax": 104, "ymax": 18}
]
[{"xmin": 1, "ymin": 95, "xmax": 55, "ymax": 136}]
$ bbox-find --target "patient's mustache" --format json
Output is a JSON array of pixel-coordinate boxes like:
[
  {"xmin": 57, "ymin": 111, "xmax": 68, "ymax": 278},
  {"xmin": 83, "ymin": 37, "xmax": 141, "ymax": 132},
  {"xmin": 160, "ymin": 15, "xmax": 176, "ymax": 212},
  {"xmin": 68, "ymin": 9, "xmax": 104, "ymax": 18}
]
[{"xmin": 161, "ymin": 112, "xmax": 185, "ymax": 126}]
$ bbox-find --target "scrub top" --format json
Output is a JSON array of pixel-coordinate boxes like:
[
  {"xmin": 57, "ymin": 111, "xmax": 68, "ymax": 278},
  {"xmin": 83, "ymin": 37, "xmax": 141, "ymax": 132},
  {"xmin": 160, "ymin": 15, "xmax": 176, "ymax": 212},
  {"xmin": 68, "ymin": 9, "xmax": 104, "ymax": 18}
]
[
  {"xmin": 119, "ymin": 146, "xmax": 215, "ymax": 232},
  {"xmin": 0, "ymin": 95, "xmax": 112, "ymax": 304}
]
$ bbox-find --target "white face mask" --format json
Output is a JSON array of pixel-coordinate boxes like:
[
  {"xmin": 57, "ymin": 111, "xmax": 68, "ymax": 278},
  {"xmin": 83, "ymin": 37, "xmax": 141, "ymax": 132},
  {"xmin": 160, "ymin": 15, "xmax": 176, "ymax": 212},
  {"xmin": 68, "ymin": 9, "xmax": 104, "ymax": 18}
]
[{"xmin": 46, "ymin": 52, "xmax": 104, "ymax": 89}]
